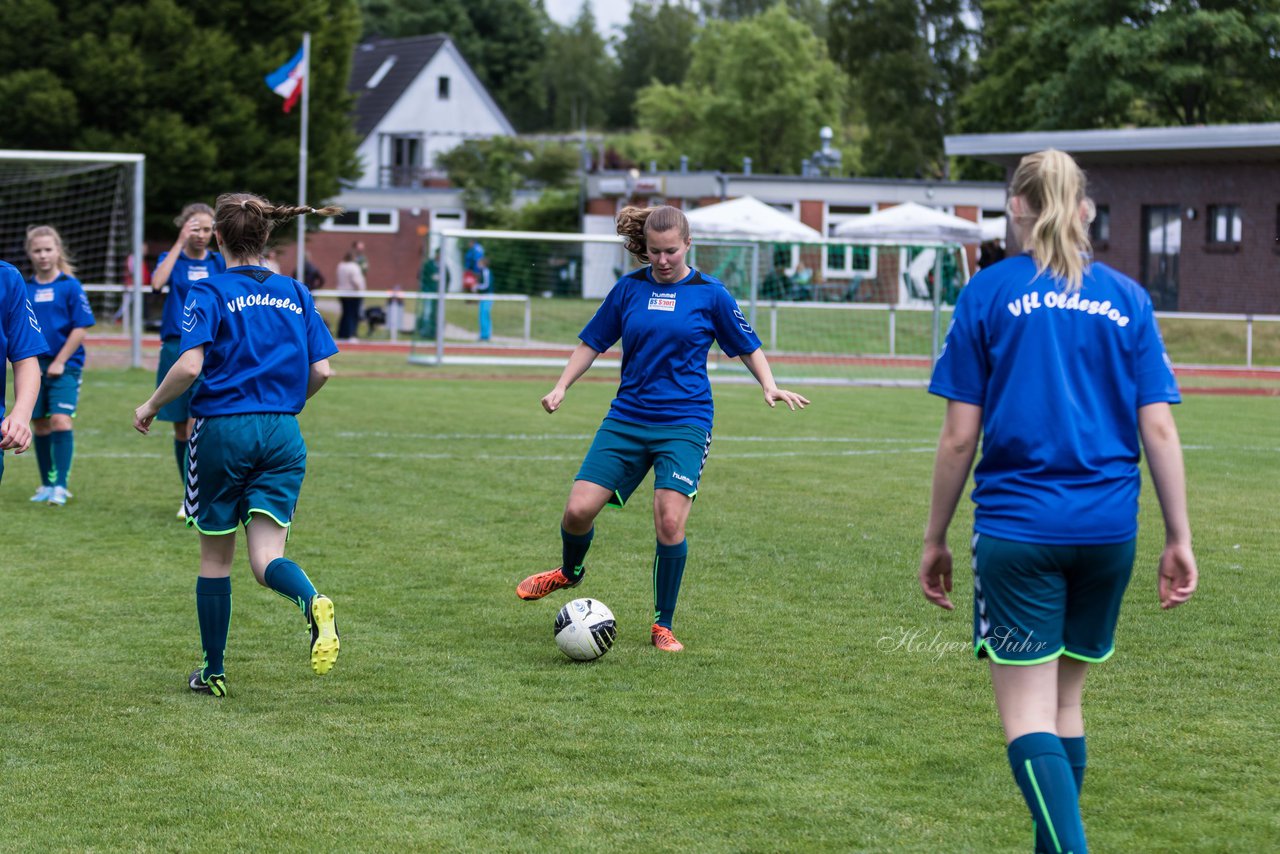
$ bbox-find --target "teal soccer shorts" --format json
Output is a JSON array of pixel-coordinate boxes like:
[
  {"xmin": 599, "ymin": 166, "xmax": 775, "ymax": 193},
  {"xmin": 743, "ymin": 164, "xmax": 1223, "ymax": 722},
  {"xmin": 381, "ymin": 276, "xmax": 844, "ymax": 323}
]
[
  {"xmin": 156, "ymin": 337, "xmax": 202, "ymax": 422},
  {"xmin": 34, "ymin": 362, "xmax": 82, "ymax": 419},
  {"xmin": 972, "ymin": 533, "xmax": 1136, "ymax": 664},
  {"xmin": 576, "ymin": 418, "xmax": 711, "ymax": 507},
  {"xmin": 185, "ymin": 413, "xmax": 307, "ymax": 534}
]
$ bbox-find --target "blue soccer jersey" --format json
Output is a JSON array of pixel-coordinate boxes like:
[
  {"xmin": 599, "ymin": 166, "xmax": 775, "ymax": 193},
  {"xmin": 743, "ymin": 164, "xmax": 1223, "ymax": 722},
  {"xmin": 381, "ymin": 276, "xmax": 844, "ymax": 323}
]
[
  {"xmin": 1, "ymin": 260, "xmax": 49, "ymax": 421},
  {"xmin": 26, "ymin": 272, "xmax": 96, "ymax": 371},
  {"xmin": 929, "ymin": 254, "xmax": 1181, "ymax": 545},
  {"xmin": 580, "ymin": 266, "xmax": 762, "ymax": 432},
  {"xmin": 157, "ymin": 250, "xmax": 225, "ymax": 339},
  {"xmin": 179, "ymin": 267, "xmax": 339, "ymax": 417}
]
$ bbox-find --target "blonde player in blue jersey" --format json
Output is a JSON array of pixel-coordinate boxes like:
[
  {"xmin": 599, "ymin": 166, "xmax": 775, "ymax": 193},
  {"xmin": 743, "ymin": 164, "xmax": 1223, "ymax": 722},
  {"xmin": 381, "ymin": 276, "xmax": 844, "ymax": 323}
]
[
  {"xmin": 25, "ymin": 225, "xmax": 96, "ymax": 506},
  {"xmin": 1, "ymin": 259, "xmax": 47, "ymax": 486},
  {"xmin": 919, "ymin": 149, "xmax": 1198, "ymax": 853},
  {"xmin": 134, "ymin": 192, "xmax": 341, "ymax": 698},
  {"xmin": 516, "ymin": 205, "xmax": 810, "ymax": 652},
  {"xmin": 152, "ymin": 202, "xmax": 226, "ymax": 518}
]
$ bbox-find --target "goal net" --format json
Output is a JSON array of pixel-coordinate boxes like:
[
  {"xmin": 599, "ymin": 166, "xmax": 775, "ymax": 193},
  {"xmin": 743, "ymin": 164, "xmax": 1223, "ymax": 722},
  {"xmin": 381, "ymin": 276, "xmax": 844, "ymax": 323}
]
[
  {"xmin": 411, "ymin": 228, "xmax": 966, "ymax": 386},
  {"xmin": 0, "ymin": 150, "xmax": 145, "ymax": 362}
]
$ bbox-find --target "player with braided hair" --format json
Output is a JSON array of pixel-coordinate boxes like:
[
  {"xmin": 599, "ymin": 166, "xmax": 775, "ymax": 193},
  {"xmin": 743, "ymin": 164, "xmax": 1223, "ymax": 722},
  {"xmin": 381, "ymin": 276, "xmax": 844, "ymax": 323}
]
[{"xmin": 134, "ymin": 192, "xmax": 343, "ymax": 697}]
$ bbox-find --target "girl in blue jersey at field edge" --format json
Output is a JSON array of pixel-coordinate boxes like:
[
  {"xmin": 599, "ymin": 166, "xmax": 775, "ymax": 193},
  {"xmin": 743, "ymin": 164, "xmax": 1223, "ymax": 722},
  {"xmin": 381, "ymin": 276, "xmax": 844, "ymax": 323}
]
[
  {"xmin": 517, "ymin": 205, "xmax": 809, "ymax": 652},
  {"xmin": 152, "ymin": 202, "xmax": 226, "ymax": 518},
  {"xmin": 25, "ymin": 225, "xmax": 96, "ymax": 506},
  {"xmin": 919, "ymin": 149, "xmax": 1197, "ymax": 852},
  {"xmin": 0, "ymin": 259, "xmax": 47, "ymax": 487},
  {"xmin": 133, "ymin": 192, "xmax": 341, "ymax": 698}
]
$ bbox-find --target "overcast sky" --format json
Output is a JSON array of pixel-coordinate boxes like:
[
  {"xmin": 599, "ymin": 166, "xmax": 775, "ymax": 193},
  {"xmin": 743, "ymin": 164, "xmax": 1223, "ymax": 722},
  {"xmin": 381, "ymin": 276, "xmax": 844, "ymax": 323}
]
[{"xmin": 544, "ymin": 0, "xmax": 633, "ymax": 38}]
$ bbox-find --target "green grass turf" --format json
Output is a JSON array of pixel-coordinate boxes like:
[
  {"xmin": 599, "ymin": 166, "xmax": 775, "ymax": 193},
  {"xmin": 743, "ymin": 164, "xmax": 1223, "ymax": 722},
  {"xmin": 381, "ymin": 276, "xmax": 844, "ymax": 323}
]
[{"xmin": 1, "ymin": 359, "xmax": 1277, "ymax": 851}]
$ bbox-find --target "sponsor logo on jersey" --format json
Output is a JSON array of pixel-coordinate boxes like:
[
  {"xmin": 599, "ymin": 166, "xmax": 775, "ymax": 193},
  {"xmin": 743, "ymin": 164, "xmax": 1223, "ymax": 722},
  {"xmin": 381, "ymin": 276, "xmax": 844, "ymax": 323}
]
[
  {"xmin": 189, "ymin": 266, "xmax": 210, "ymax": 281},
  {"xmin": 34, "ymin": 288, "xmax": 54, "ymax": 303},
  {"xmin": 649, "ymin": 291, "xmax": 677, "ymax": 312}
]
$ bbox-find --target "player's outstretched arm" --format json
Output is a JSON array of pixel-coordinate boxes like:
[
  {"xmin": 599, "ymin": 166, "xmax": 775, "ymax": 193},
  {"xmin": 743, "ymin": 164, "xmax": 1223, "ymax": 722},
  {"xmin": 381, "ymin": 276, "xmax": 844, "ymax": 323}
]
[
  {"xmin": 135, "ymin": 346, "xmax": 204, "ymax": 434},
  {"xmin": 542, "ymin": 342, "xmax": 601, "ymax": 413},
  {"xmin": 1138, "ymin": 402, "xmax": 1198, "ymax": 609},
  {"xmin": 919, "ymin": 400, "xmax": 982, "ymax": 610},
  {"xmin": 0, "ymin": 356, "xmax": 41, "ymax": 453},
  {"xmin": 737, "ymin": 348, "xmax": 809, "ymax": 410}
]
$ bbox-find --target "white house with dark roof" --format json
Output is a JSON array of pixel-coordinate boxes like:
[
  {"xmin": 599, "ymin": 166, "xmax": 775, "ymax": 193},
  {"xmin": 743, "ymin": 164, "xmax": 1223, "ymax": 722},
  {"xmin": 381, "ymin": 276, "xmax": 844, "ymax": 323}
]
[{"xmin": 349, "ymin": 34, "xmax": 516, "ymax": 188}]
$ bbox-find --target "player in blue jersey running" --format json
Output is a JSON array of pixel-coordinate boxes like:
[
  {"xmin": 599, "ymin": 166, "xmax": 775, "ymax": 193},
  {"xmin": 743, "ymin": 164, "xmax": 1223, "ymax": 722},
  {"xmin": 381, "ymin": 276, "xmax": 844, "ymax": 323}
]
[
  {"xmin": 25, "ymin": 226, "xmax": 96, "ymax": 506},
  {"xmin": 134, "ymin": 192, "xmax": 342, "ymax": 698},
  {"xmin": 516, "ymin": 205, "xmax": 809, "ymax": 652},
  {"xmin": 1, "ymin": 259, "xmax": 47, "ymax": 487},
  {"xmin": 919, "ymin": 149, "xmax": 1197, "ymax": 853},
  {"xmin": 152, "ymin": 203, "xmax": 226, "ymax": 518}
]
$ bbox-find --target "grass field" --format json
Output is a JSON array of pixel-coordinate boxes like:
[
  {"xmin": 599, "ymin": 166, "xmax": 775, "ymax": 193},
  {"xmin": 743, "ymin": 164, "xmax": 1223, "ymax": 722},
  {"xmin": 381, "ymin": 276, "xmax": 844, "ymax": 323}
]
[{"xmin": 2, "ymin": 353, "xmax": 1278, "ymax": 852}]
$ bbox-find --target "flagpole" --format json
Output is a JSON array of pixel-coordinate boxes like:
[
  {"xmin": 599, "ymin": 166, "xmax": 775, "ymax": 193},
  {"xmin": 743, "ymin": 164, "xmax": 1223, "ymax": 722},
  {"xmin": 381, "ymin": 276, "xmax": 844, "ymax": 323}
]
[{"xmin": 296, "ymin": 31, "xmax": 311, "ymax": 281}]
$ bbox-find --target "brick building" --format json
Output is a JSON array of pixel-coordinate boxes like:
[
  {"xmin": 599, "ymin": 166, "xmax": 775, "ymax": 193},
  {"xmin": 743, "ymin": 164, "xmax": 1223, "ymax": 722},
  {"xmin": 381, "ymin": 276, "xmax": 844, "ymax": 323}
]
[{"xmin": 946, "ymin": 124, "xmax": 1280, "ymax": 313}]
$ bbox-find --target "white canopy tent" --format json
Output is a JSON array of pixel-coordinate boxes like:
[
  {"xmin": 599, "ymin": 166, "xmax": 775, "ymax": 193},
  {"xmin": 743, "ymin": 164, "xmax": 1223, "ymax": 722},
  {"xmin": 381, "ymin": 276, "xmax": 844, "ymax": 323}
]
[
  {"xmin": 684, "ymin": 195, "xmax": 824, "ymax": 242},
  {"xmin": 831, "ymin": 201, "xmax": 984, "ymax": 245},
  {"xmin": 981, "ymin": 216, "xmax": 1007, "ymax": 242},
  {"xmin": 832, "ymin": 202, "xmax": 982, "ymax": 362}
]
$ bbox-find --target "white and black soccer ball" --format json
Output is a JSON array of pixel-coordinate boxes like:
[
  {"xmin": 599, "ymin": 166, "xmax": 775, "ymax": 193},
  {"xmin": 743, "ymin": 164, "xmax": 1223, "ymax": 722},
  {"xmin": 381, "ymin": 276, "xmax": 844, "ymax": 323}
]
[{"xmin": 553, "ymin": 598, "xmax": 617, "ymax": 661}]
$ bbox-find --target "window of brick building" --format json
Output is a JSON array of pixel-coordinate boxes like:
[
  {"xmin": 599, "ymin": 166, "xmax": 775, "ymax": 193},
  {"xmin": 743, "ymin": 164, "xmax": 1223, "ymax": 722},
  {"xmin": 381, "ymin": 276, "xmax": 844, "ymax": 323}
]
[
  {"xmin": 1090, "ymin": 204, "xmax": 1110, "ymax": 246},
  {"xmin": 1207, "ymin": 205, "xmax": 1242, "ymax": 244}
]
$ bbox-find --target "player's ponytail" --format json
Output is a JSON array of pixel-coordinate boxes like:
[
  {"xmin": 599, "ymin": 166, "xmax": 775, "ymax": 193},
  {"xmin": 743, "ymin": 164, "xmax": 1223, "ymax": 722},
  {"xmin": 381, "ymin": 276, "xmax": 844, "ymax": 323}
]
[
  {"xmin": 25, "ymin": 224, "xmax": 77, "ymax": 277},
  {"xmin": 616, "ymin": 205, "xmax": 690, "ymax": 264},
  {"xmin": 1008, "ymin": 149, "xmax": 1091, "ymax": 292},
  {"xmin": 213, "ymin": 192, "xmax": 344, "ymax": 263}
]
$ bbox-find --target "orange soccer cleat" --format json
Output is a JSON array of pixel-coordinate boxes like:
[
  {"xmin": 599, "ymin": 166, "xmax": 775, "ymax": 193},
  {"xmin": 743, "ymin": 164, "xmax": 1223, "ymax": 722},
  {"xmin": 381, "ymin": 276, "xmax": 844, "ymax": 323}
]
[
  {"xmin": 650, "ymin": 624, "xmax": 685, "ymax": 652},
  {"xmin": 516, "ymin": 567, "xmax": 581, "ymax": 601}
]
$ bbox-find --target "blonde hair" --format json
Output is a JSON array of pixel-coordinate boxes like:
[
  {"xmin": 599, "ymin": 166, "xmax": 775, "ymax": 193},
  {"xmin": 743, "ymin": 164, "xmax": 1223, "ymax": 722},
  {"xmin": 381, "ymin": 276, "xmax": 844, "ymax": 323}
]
[
  {"xmin": 616, "ymin": 205, "xmax": 690, "ymax": 264},
  {"xmin": 214, "ymin": 193, "xmax": 343, "ymax": 261},
  {"xmin": 1008, "ymin": 149, "xmax": 1091, "ymax": 292},
  {"xmin": 25, "ymin": 225, "xmax": 76, "ymax": 276},
  {"xmin": 173, "ymin": 202, "xmax": 215, "ymax": 229}
]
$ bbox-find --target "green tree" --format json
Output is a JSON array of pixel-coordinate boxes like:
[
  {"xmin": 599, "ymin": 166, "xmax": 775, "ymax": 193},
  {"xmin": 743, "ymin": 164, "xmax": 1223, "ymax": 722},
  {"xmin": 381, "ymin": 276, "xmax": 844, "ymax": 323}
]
[
  {"xmin": 0, "ymin": 0, "xmax": 362, "ymax": 237},
  {"xmin": 542, "ymin": 3, "xmax": 615, "ymax": 131},
  {"xmin": 960, "ymin": 0, "xmax": 1280, "ymax": 133},
  {"xmin": 829, "ymin": 0, "xmax": 976, "ymax": 178},
  {"xmin": 609, "ymin": 1, "xmax": 699, "ymax": 128},
  {"xmin": 359, "ymin": 0, "xmax": 550, "ymax": 132},
  {"xmin": 435, "ymin": 138, "xmax": 581, "ymax": 230},
  {"xmin": 704, "ymin": 0, "xmax": 829, "ymax": 37},
  {"xmin": 636, "ymin": 5, "xmax": 848, "ymax": 173}
]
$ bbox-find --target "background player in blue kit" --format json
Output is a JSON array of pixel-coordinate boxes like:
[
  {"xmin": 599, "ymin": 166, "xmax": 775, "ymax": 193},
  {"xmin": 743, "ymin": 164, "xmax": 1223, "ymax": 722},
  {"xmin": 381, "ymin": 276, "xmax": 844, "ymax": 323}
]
[
  {"xmin": 1, "ymin": 259, "xmax": 47, "ymax": 487},
  {"xmin": 25, "ymin": 225, "xmax": 96, "ymax": 506},
  {"xmin": 918, "ymin": 149, "xmax": 1198, "ymax": 852},
  {"xmin": 516, "ymin": 205, "xmax": 810, "ymax": 652},
  {"xmin": 152, "ymin": 202, "xmax": 226, "ymax": 518},
  {"xmin": 133, "ymin": 192, "xmax": 342, "ymax": 698}
]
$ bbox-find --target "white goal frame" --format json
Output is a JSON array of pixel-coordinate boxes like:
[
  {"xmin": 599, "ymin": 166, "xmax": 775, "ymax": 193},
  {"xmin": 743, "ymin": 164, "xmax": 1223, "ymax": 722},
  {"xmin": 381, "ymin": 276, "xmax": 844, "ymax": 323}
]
[{"xmin": 0, "ymin": 150, "xmax": 146, "ymax": 367}]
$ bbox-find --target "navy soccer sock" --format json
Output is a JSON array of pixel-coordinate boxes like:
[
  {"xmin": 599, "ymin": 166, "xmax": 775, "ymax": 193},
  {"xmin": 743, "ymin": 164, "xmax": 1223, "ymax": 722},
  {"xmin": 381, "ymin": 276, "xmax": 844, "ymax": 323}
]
[
  {"xmin": 561, "ymin": 526, "xmax": 593, "ymax": 583},
  {"xmin": 196, "ymin": 576, "xmax": 232, "ymax": 677},
  {"xmin": 34, "ymin": 433, "xmax": 53, "ymax": 486},
  {"xmin": 264, "ymin": 557, "xmax": 318, "ymax": 617},
  {"xmin": 50, "ymin": 430, "xmax": 73, "ymax": 488},
  {"xmin": 653, "ymin": 539, "xmax": 688, "ymax": 629},
  {"xmin": 1007, "ymin": 732, "xmax": 1088, "ymax": 854},
  {"xmin": 1060, "ymin": 736, "xmax": 1087, "ymax": 794}
]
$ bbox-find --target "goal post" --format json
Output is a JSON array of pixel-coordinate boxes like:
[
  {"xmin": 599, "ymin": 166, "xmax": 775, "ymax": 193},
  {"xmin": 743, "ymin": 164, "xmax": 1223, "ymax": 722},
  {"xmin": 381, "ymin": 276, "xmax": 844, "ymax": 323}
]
[
  {"xmin": 0, "ymin": 150, "xmax": 146, "ymax": 366},
  {"xmin": 412, "ymin": 227, "xmax": 963, "ymax": 385}
]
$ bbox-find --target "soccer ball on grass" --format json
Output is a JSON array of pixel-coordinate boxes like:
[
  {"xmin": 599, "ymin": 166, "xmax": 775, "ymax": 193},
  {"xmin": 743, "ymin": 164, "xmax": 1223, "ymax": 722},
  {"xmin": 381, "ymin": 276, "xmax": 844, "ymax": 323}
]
[{"xmin": 554, "ymin": 598, "xmax": 617, "ymax": 661}]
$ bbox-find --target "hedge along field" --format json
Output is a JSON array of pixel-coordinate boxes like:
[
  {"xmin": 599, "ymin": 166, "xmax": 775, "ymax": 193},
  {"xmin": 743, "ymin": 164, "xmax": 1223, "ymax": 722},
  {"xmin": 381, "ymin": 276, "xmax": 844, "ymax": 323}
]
[{"xmin": 0, "ymin": 355, "xmax": 1276, "ymax": 851}]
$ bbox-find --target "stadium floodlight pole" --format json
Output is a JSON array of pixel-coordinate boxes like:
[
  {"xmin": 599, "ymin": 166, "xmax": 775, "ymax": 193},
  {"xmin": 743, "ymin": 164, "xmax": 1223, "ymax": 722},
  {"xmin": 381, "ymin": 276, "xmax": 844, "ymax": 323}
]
[{"xmin": 295, "ymin": 31, "xmax": 311, "ymax": 282}]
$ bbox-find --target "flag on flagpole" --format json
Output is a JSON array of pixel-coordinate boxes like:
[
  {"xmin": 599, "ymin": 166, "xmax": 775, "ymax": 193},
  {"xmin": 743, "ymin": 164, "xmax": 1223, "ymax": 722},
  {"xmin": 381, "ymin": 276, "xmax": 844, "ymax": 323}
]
[{"xmin": 265, "ymin": 46, "xmax": 306, "ymax": 113}]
